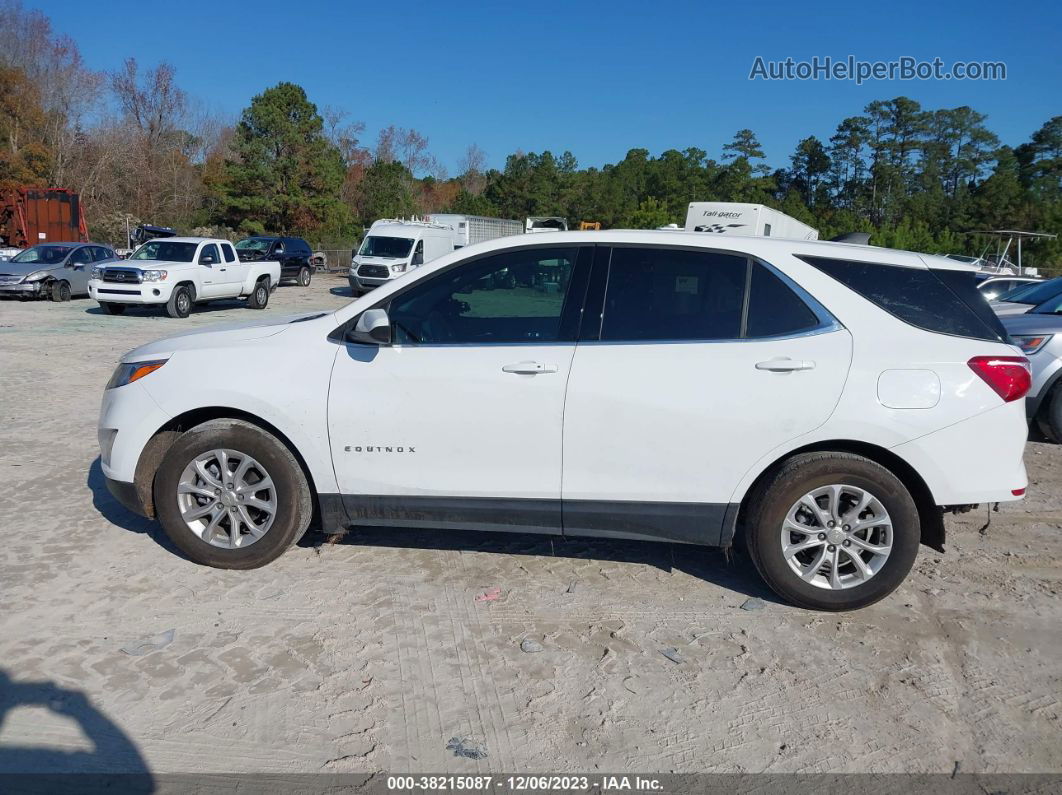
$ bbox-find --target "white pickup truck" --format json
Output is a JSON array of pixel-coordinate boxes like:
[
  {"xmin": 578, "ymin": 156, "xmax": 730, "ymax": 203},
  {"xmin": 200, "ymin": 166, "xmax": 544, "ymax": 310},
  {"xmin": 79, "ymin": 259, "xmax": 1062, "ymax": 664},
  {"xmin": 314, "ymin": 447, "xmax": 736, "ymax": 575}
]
[{"xmin": 88, "ymin": 237, "xmax": 280, "ymax": 318}]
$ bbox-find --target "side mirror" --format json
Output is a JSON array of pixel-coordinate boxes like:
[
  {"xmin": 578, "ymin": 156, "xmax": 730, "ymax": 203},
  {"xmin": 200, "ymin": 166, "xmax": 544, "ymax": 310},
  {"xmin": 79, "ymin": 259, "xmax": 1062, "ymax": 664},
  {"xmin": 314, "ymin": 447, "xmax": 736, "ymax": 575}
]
[
  {"xmin": 200, "ymin": 255, "xmax": 216, "ymax": 265},
  {"xmin": 349, "ymin": 308, "xmax": 392, "ymax": 345}
]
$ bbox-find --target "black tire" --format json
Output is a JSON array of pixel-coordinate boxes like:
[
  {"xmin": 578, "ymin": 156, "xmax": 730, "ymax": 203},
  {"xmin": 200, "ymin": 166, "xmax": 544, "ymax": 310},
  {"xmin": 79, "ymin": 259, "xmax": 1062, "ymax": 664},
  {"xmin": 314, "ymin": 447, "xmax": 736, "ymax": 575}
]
[
  {"xmin": 1036, "ymin": 385, "xmax": 1062, "ymax": 443},
  {"xmin": 744, "ymin": 452, "xmax": 920, "ymax": 611},
  {"xmin": 247, "ymin": 277, "xmax": 270, "ymax": 309},
  {"xmin": 153, "ymin": 419, "xmax": 313, "ymax": 569},
  {"xmin": 51, "ymin": 281, "xmax": 71, "ymax": 302},
  {"xmin": 297, "ymin": 266, "xmax": 312, "ymax": 287},
  {"xmin": 167, "ymin": 285, "xmax": 193, "ymax": 318},
  {"xmin": 102, "ymin": 302, "xmax": 127, "ymax": 315}
]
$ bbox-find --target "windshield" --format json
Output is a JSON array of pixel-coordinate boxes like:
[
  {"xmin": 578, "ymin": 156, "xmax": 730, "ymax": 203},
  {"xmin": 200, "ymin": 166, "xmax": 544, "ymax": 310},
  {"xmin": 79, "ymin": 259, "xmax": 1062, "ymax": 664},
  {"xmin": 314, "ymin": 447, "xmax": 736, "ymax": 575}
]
[
  {"xmin": 235, "ymin": 238, "xmax": 272, "ymax": 252},
  {"xmin": 946, "ymin": 254, "xmax": 979, "ymax": 264},
  {"xmin": 1031, "ymin": 292, "xmax": 1062, "ymax": 314},
  {"xmin": 999, "ymin": 277, "xmax": 1062, "ymax": 305},
  {"xmin": 11, "ymin": 245, "xmax": 73, "ymax": 264},
  {"xmin": 130, "ymin": 241, "xmax": 198, "ymax": 262},
  {"xmin": 359, "ymin": 236, "xmax": 413, "ymax": 259}
]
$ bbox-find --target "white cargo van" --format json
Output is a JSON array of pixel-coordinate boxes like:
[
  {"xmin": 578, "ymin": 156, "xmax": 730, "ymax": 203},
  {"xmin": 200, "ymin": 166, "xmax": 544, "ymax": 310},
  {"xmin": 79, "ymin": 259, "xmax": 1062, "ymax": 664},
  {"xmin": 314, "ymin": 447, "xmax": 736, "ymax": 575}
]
[
  {"xmin": 426, "ymin": 214, "xmax": 523, "ymax": 248},
  {"xmin": 685, "ymin": 202, "xmax": 818, "ymax": 240},
  {"xmin": 349, "ymin": 219, "xmax": 454, "ymax": 295}
]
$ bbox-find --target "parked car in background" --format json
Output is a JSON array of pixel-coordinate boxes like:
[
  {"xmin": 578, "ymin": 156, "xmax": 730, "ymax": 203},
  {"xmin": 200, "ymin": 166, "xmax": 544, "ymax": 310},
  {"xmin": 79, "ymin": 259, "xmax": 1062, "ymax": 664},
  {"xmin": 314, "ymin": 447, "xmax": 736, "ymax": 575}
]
[
  {"xmin": 235, "ymin": 236, "xmax": 314, "ymax": 286},
  {"xmin": 88, "ymin": 237, "xmax": 279, "ymax": 318},
  {"xmin": 1003, "ymin": 300, "xmax": 1062, "ymax": 443},
  {"xmin": 349, "ymin": 219, "xmax": 455, "ymax": 295},
  {"xmin": 991, "ymin": 276, "xmax": 1062, "ymax": 316},
  {"xmin": 0, "ymin": 242, "xmax": 116, "ymax": 301},
  {"xmin": 977, "ymin": 275, "xmax": 1040, "ymax": 302},
  {"xmin": 98, "ymin": 231, "xmax": 1029, "ymax": 611}
]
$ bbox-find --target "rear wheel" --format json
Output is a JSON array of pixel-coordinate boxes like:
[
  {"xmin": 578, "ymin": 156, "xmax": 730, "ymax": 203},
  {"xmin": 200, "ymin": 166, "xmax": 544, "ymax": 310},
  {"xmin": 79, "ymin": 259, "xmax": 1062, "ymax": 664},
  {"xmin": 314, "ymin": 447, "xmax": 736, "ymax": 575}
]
[
  {"xmin": 102, "ymin": 302, "xmax": 126, "ymax": 315},
  {"xmin": 51, "ymin": 281, "xmax": 71, "ymax": 302},
  {"xmin": 166, "ymin": 285, "xmax": 193, "ymax": 318},
  {"xmin": 248, "ymin": 277, "xmax": 270, "ymax": 309},
  {"xmin": 1036, "ymin": 385, "xmax": 1062, "ymax": 443},
  {"xmin": 744, "ymin": 452, "xmax": 920, "ymax": 611},
  {"xmin": 297, "ymin": 266, "xmax": 312, "ymax": 287},
  {"xmin": 153, "ymin": 419, "xmax": 312, "ymax": 568}
]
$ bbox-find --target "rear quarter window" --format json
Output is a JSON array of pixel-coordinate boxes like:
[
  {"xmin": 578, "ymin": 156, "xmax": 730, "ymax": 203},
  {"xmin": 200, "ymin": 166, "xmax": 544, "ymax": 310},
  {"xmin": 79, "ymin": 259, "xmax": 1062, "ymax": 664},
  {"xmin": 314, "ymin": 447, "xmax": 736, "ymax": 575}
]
[{"xmin": 798, "ymin": 256, "xmax": 1006, "ymax": 343}]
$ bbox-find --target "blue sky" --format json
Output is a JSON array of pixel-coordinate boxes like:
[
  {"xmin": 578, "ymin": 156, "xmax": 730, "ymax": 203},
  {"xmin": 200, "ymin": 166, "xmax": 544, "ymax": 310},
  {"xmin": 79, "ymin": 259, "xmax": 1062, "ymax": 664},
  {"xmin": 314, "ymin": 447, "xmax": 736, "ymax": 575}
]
[{"xmin": 35, "ymin": 0, "xmax": 1062, "ymax": 174}]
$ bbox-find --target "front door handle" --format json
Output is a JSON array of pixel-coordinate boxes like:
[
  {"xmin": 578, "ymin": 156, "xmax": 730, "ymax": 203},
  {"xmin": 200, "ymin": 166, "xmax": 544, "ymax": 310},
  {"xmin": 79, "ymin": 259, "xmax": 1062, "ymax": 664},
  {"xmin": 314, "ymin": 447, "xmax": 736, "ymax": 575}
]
[
  {"xmin": 502, "ymin": 361, "xmax": 558, "ymax": 375},
  {"xmin": 755, "ymin": 358, "xmax": 816, "ymax": 372}
]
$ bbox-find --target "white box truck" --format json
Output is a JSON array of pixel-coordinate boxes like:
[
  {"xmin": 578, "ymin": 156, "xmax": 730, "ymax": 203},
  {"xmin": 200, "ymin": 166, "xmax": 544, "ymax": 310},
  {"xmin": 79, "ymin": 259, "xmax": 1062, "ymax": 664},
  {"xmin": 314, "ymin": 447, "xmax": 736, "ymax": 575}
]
[
  {"xmin": 684, "ymin": 202, "xmax": 818, "ymax": 240},
  {"xmin": 427, "ymin": 214, "xmax": 524, "ymax": 248}
]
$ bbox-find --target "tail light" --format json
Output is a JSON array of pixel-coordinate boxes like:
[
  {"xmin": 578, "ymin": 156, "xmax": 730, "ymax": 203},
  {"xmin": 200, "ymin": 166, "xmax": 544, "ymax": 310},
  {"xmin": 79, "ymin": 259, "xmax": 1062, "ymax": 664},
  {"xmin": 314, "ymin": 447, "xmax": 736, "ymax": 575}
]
[{"xmin": 967, "ymin": 356, "xmax": 1031, "ymax": 403}]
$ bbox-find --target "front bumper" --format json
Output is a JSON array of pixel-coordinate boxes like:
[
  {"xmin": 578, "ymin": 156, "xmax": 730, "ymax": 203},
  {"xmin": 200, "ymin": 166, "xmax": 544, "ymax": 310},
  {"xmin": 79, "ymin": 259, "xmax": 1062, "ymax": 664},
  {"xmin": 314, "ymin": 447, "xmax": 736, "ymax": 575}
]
[
  {"xmin": 0, "ymin": 280, "xmax": 47, "ymax": 297},
  {"xmin": 88, "ymin": 279, "xmax": 171, "ymax": 304},
  {"xmin": 106, "ymin": 475, "xmax": 148, "ymax": 517}
]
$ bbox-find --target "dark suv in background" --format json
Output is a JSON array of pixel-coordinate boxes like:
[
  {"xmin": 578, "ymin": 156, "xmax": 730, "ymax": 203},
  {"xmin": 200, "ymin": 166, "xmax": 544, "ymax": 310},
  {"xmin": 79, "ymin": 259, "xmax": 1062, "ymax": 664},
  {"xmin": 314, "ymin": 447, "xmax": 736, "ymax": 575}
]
[{"xmin": 234, "ymin": 236, "xmax": 314, "ymax": 286}]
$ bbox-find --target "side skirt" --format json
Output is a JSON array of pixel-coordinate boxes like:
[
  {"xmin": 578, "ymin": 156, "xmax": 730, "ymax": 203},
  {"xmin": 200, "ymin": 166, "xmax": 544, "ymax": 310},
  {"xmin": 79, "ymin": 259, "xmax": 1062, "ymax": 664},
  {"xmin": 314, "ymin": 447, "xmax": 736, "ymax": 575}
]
[{"xmin": 317, "ymin": 494, "xmax": 734, "ymax": 547}]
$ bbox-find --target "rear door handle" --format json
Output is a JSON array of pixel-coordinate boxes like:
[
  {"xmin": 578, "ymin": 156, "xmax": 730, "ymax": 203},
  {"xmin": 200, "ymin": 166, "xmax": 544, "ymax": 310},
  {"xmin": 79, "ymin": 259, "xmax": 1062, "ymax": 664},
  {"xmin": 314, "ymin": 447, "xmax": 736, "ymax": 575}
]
[
  {"xmin": 502, "ymin": 361, "xmax": 558, "ymax": 375},
  {"xmin": 756, "ymin": 358, "xmax": 816, "ymax": 372}
]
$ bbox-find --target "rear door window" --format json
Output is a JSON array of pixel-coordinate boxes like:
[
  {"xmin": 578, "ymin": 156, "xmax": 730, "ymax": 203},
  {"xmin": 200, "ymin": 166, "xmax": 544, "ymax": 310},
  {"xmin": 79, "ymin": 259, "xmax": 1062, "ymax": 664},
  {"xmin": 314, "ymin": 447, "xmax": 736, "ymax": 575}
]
[
  {"xmin": 745, "ymin": 262, "xmax": 820, "ymax": 338},
  {"xmin": 798, "ymin": 256, "xmax": 1006, "ymax": 342},
  {"xmin": 222, "ymin": 244, "xmax": 236, "ymax": 263},
  {"xmin": 599, "ymin": 247, "xmax": 747, "ymax": 341}
]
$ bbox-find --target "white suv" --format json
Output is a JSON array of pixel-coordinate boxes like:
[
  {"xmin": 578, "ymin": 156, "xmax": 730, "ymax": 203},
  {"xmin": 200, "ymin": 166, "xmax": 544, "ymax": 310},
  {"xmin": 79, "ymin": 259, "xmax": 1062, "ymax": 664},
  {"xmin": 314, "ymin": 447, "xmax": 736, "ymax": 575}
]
[{"xmin": 97, "ymin": 232, "xmax": 1030, "ymax": 610}]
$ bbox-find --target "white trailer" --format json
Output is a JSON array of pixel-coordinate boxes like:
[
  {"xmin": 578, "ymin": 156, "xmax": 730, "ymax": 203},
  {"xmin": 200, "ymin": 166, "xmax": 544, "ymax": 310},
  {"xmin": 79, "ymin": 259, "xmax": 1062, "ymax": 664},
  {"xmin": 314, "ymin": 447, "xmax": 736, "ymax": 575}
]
[
  {"xmin": 427, "ymin": 214, "xmax": 524, "ymax": 248},
  {"xmin": 526, "ymin": 216, "xmax": 568, "ymax": 233},
  {"xmin": 684, "ymin": 202, "xmax": 818, "ymax": 240}
]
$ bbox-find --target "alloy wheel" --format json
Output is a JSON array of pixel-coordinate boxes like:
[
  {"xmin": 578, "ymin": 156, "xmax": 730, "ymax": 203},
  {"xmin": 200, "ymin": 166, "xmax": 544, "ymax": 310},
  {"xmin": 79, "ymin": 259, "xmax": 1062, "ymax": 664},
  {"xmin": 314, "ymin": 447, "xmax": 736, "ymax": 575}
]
[
  {"xmin": 779, "ymin": 484, "xmax": 893, "ymax": 590},
  {"xmin": 176, "ymin": 448, "xmax": 277, "ymax": 548}
]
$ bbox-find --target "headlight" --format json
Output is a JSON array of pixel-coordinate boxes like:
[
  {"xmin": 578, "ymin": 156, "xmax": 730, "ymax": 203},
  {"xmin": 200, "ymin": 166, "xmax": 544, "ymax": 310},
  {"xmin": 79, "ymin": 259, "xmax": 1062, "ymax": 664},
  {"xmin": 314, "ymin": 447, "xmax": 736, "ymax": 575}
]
[
  {"xmin": 106, "ymin": 358, "xmax": 169, "ymax": 389},
  {"xmin": 91, "ymin": 266, "xmax": 104, "ymax": 280},
  {"xmin": 1011, "ymin": 334, "xmax": 1053, "ymax": 355},
  {"xmin": 24, "ymin": 270, "xmax": 49, "ymax": 282},
  {"xmin": 141, "ymin": 270, "xmax": 168, "ymax": 282},
  {"xmin": 392, "ymin": 263, "xmax": 407, "ymax": 273}
]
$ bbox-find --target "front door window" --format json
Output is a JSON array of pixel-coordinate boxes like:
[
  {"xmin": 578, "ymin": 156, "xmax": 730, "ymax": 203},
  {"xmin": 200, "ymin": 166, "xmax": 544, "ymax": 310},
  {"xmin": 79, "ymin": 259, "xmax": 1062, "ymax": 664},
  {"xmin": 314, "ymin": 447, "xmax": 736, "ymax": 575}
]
[{"xmin": 387, "ymin": 247, "xmax": 581, "ymax": 344}]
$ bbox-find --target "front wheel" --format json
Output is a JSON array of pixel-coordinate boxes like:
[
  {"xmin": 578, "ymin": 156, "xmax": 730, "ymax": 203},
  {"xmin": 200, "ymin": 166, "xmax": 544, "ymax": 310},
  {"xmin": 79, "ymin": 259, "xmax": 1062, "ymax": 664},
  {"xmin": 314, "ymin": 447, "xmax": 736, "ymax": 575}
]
[
  {"xmin": 247, "ymin": 278, "xmax": 270, "ymax": 309},
  {"xmin": 744, "ymin": 452, "xmax": 920, "ymax": 611},
  {"xmin": 1036, "ymin": 386, "xmax": 1062, "ymax": 443},
  {"xmin": 51, "ymin": 281, "xmax": 71, "ymax": 302},
  {"xmin": 153, "ymin": 419, "xmax": 313, "ymax": 568},
  {"xmin": 166, "ymin": 285, "xmax": 193, "ymax": 318},
  {"xmin": 297, "ymin": 266, "xmax": 312, "ymax": 287}
]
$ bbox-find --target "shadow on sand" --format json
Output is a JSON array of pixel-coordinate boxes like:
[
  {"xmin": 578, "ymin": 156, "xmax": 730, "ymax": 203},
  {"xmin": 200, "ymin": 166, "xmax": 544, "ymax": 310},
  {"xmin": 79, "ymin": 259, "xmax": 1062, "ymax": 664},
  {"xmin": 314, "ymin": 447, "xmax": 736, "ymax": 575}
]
[
  {"xmin": 0, "ymin": 669, "xmax": 153, "ymax": 790},
  {"xmin": 299, "ymin": 524, "xmax": 781, "ymax": 604}
]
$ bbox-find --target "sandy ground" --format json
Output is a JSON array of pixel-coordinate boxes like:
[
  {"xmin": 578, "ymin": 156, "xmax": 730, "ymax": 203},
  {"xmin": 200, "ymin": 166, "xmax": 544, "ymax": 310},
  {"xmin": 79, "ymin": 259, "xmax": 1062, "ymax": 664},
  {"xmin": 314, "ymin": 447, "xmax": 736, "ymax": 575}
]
[{"xmin": 0, "ymin": 274, "xmax": 1060, "ymax": 776}]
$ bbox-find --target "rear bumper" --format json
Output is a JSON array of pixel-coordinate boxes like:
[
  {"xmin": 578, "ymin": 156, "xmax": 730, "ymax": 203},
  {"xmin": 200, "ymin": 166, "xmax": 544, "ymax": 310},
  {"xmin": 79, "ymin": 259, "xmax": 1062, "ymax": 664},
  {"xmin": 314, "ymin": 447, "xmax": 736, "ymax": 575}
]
[{"xmin": 892, "ymin": 402, "xmax": 1028, "ymax": 505}]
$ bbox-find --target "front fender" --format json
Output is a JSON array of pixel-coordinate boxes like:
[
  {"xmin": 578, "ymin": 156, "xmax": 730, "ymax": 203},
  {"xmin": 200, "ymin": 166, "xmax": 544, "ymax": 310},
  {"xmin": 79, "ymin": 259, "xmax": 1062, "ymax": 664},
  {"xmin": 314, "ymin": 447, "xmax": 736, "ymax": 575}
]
[{"xmin": 138, "ymin": 337, "xmax": 341, "ymax": 495}]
